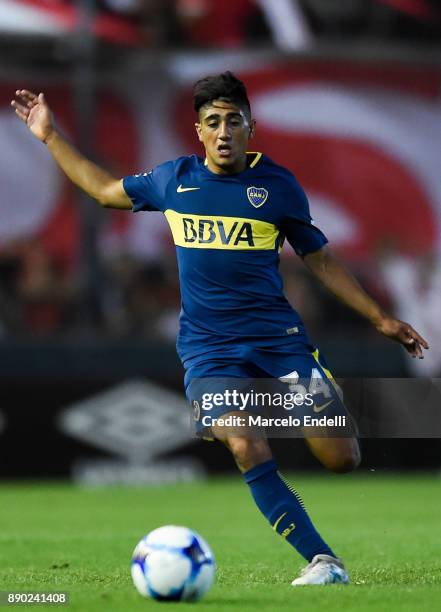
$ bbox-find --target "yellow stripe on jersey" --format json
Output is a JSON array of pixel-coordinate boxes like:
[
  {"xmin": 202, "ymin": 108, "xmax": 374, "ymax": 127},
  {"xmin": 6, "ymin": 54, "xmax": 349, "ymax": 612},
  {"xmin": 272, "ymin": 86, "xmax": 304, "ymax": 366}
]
[
  {"xmin": 312, "ymin": 349, "xmax": 344, "ymax": 400},
  {"xmin": 312, "ymin": 349, "xmax": 335, "ymax": 381},
  {"xmin": 204, "ymin": 152, "xmax": 262, "ymax": 168},
  {"xmin": 164, "ymin": 210, "xmax": 280, "ymax": 251},
  {"xmin": 248, "ymin": 152, "xmax": 263, "ymax": 168}
]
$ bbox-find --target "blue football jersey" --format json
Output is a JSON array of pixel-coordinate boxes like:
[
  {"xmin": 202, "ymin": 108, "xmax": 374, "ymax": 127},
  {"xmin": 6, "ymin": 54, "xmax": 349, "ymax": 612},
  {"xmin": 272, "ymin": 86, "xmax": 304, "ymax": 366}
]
[{"xmin": 123, "ymin": 152, "xmax": 328, "ymax": 360}]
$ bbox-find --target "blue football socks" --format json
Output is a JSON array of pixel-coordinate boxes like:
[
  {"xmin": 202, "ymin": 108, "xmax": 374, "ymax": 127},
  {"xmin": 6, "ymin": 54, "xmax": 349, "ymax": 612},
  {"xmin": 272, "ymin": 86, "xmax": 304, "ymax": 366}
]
[{"xmin": 244, "ymin": 459, "xmax": 335, "ymax": 562}]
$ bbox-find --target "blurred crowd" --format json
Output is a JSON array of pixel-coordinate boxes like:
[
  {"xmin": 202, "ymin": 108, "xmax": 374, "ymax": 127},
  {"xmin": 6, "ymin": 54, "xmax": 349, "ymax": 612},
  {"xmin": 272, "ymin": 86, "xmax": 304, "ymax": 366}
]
[
  {"xmin": 97, "ymin": 0, "xmax": 441, "ymax": 48},
  {"xmin": 0, "ymin": 240, "xmax": 180, "ymax": 342},
  {"xmin": 3, "ymin": 1, "xmax": 440, "ymax": 49}
]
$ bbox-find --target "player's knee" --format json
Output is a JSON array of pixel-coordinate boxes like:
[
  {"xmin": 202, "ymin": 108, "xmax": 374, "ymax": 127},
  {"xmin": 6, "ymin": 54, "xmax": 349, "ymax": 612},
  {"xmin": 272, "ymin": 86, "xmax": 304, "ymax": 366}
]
[
  {"xmin": 224, "ymin": 436, "xmax": 272, "ymax": 473},
  {"xmin": 326, "ymin": 444, "xmax": 361, "ymax": 473}
]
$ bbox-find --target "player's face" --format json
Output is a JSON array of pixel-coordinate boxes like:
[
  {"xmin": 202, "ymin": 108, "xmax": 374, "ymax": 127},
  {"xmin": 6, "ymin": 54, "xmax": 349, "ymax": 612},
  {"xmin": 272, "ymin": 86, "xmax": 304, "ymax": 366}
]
[{"xmin": 195, "ymin": 100, "xmax": 256, "ymax": 175}]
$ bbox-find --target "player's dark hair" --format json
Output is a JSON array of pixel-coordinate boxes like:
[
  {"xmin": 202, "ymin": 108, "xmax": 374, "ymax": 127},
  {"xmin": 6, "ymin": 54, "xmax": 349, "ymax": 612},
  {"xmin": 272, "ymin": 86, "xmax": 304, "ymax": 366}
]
[{"xmin": 193, "ymin": 72, "xmax": 251, "ymax": 116}]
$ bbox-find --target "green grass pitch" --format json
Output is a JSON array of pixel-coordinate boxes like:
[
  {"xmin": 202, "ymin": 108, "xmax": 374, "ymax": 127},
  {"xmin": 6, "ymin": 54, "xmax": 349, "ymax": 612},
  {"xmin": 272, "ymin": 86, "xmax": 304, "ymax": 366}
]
[{"xmin": 0, "ymin": 474, "xmax": 440, "ymax": 611}]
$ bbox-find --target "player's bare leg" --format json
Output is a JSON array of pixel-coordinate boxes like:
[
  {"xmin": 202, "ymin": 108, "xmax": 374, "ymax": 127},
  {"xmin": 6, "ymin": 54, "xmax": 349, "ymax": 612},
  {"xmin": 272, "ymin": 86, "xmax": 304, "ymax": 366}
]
[
  {"xmin": 222, "ymin": 435, "xmax": 272, "ymax": 473},
  {"xmin": 303, "ymin": 435, "xmax": 361, "ymax": 473},
  {"xmin": 211, "ymin": 415, "xmax": 349, "ymax": 585},
  {"xmin": 211, "ymin": 414, "xmax": 271, "ymax": 472},
  {"xmin": 211, "ymin": 411, "xmax": 361, "ymax": 474}
]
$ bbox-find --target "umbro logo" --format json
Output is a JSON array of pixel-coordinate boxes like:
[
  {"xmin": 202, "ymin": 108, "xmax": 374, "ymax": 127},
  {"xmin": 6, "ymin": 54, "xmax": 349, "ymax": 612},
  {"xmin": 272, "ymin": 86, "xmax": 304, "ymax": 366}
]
[{"xmin": 177, "ymin": 185, "xmax": 201, "ymax": 193}]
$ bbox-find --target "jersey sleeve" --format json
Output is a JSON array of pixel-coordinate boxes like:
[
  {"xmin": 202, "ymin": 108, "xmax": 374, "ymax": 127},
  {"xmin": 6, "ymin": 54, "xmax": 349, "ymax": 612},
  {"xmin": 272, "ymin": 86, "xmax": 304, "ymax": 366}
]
[
  {"xmin": 123, "ymin": 160, "xmax": 175, "ymax": 212},
  {"xmin": 280, "ymin": 177, "xmax": 328, "ymax": 256}
]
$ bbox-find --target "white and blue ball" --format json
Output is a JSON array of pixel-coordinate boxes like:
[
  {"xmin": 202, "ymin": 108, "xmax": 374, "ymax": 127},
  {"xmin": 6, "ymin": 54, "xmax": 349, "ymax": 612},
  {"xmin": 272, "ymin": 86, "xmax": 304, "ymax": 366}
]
[{"xmin": 131, "ymin": 525, "xmax": 215, "ymax": 602}]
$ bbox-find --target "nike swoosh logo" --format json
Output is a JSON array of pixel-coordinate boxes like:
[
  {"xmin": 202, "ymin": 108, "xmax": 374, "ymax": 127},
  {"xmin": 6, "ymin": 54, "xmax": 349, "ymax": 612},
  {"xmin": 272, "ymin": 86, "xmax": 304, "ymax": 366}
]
[
  {"xmin": 177, "ymin": 185, "xmax": 201, "ymax": 193},
  {"xmin": 272, "ymin": 512, "xmax": 287, "ymax": 531},
  {"xmin": 313, "ymin": 400, "xmax": 334, "ymax": 413}
]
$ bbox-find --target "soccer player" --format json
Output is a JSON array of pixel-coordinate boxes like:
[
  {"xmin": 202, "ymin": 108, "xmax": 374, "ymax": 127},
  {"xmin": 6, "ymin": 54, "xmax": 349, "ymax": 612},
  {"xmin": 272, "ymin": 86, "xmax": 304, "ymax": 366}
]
[{"xmin": 11, "ymin": 73, "xmax": 428, "ymax": 585}]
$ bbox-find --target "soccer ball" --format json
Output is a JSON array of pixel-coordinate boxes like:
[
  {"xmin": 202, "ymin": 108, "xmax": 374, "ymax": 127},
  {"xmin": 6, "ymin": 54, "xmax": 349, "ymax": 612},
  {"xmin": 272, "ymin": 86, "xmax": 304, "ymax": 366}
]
[{"xmin": 131, "ymin": 525, "xmax": 215, "ymax": 602}]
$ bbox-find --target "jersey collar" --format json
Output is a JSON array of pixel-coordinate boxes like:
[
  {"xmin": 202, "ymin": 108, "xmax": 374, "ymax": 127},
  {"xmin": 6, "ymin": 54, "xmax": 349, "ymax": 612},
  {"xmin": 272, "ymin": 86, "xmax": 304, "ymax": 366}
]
[
  {"xmin": 203, "ymin": 151, "xmax": 263, "ymax": 175},
  {"xmin": 247, "ymin": 152, "xmax": 263, "ymax": 168}
]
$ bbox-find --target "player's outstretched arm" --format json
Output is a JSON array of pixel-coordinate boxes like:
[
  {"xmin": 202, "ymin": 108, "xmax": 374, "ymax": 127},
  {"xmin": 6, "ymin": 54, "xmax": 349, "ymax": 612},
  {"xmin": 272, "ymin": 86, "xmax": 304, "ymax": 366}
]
[
  {"xmin": 302, "ymin": 246, "xmax": 429, "ymax": 359},
  {"xmin": 11, "ymin": 89, "xmax": 132, "ymax": 210}
]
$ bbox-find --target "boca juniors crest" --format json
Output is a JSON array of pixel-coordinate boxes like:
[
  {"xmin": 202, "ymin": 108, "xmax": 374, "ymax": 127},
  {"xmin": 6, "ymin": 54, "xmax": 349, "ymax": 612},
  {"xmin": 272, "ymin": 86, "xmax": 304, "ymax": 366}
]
[{"xmin": 247, "ymin": 186, "xmax": 268, "ymax": 208}]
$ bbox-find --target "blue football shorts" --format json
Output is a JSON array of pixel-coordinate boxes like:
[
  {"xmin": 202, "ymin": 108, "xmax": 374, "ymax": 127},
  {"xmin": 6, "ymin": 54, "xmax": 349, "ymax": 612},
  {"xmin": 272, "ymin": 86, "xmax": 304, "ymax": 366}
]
[{"xmin": 183, "ymin": 340, "xmax": 352, "ymax": 439}]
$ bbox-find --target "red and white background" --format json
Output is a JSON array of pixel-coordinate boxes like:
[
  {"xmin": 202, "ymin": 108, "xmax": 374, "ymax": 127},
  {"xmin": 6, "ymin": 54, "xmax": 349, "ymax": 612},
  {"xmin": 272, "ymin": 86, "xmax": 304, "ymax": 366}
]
[{"xmin": 0, "ymin": 0, "xmax": 145, "ymax": 44}]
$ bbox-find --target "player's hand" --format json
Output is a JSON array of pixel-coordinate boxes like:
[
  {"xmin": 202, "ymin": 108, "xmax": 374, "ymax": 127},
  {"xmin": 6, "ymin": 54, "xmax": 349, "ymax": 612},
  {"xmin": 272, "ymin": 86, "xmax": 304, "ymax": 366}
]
[
  {"xmin": 375, "ymin": 316, "xmax": 429, "ymax": 358},
  {"xmin": 11, "ymin": 90, "xmax": 55, "ymax": 144}
]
